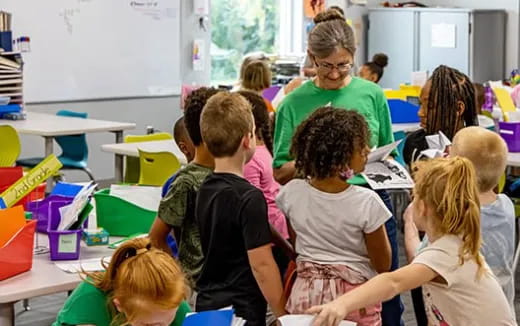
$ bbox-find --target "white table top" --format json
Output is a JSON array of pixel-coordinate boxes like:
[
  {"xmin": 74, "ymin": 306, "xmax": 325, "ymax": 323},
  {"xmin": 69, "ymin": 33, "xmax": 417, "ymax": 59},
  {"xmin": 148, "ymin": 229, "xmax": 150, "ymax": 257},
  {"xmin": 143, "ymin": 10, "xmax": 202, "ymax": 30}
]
[
  {"xmin": 101, "ymin": 139, "xmax": 187, "ymax": 164},
  {"xmin": 0, "ymin": 112, "xmax": 136, "ymax": 137},
  {"xmin": 508, "ymin": 152, "xmax": 520, "ymax": 167},
  {"xmin": 392, "ymin": 122, "xmax": 420, "ymax": 133},
  {"xmin": 0, "ymin": 234, "xmax": 117, "ymax": 303}
]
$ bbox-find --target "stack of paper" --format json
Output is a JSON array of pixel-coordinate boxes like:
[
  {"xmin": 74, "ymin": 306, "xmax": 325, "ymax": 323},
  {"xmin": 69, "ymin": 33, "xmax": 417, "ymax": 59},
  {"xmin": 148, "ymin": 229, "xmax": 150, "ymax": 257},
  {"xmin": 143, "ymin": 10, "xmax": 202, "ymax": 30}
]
[
  {"xmin": 279, "ymin": 315, "xmax": 356, "ymax": 325},
  {"xmin": 0, "ymin": 53, "xmax": 22, "ymax": 105},
  {"xmin": 57, "ymin": 182, "xmax": 97, "ymax": 231}
]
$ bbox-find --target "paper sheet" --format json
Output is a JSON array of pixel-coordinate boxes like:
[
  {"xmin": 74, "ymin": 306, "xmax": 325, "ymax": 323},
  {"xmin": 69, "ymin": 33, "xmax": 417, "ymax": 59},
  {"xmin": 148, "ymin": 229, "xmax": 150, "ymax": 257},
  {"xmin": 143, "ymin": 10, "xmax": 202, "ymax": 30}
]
[
  {"xmin": 55, "ymin": 257, "xmax": 110, "ymax": 273},
  {"xmin": 367, "ymin": 140, "xmax": 402, "ymax": 164},
  {"xmin": 279, "ymin": 315, "xmax": 356, "ymax": 326},
  {"xmin": 363, "ymin": 159, "xmax": 414, "ymax": 190},
  {"xmin": 431, "ymin": 23, "xmax": 456, "ymax": 48},
  {"xmin": 109, "ymin": 185, "xmax": 162, "ymax": 211},
  {"xmin": 57, "ymin": 182, "xmax": 97, "ymax": 231},
  {"xmin": 420, "ymin": 131, "xmax": 451, "ymax": 159}
]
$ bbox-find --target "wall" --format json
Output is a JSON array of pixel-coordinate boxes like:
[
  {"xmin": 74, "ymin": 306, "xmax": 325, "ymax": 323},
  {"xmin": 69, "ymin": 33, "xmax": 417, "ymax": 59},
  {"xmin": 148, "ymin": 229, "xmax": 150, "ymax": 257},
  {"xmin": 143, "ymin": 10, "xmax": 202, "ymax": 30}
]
[
  {"xmin": 421, "ymin": 0, "xmax": 519, "ymax": 74},
  {"xmin": 19, "ymin": 1, "xmax": 211, "ymax": 182}
]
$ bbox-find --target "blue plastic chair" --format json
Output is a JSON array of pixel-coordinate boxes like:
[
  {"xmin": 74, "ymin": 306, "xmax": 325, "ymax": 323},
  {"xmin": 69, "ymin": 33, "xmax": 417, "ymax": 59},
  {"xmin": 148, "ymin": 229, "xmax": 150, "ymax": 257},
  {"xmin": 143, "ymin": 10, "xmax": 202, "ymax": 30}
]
[{"xmin": 17, "ymin": 110, "xmax": 95, "ymax": 182}]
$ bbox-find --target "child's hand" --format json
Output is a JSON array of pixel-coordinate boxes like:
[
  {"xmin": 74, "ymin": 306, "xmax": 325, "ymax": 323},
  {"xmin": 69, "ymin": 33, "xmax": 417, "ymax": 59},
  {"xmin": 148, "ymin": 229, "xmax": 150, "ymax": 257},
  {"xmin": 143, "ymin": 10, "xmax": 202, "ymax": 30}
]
[
  {"xmin": 306, "ymin": 300, "xmax": 348, "ymax": 326},
  {"xmin": 403, "ymin": 203, "xmax": 415, "ymax": 225}
]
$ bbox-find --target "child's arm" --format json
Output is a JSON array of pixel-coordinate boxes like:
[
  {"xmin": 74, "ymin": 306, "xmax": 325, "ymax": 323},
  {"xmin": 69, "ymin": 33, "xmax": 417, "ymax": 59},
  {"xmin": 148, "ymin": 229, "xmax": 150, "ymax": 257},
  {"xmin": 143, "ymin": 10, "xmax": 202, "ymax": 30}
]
[
  {"xmin": 149, "ymin": 217, "xmax": 174, "ymax": 255},
  {"xmin": 270, "ymin": 224, "xmax": 296, "ymax": 261},
  {"xmin": 364, "ymin": 225, "xmax": 391, "ymax": 273},
  {"xmin": 286, "ymin": 219, "xmax": 297, "ymax": 252},
  {"xmin": 307, "ymin": 263, "xmax": 438, "ymax": 326},
  {"xmin": 248, "ymin": 244, "xmax": 287, "ymax": 317},
  {"xmin": 403, "ymin": 203, "xmax": 421, "ymax": 264}
]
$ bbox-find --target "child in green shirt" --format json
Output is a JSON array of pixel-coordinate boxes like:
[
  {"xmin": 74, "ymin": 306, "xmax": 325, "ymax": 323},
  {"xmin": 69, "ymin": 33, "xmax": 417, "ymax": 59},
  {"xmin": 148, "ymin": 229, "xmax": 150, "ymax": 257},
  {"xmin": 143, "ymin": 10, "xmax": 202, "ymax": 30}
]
[{"xmin": 53, "ymin": 237, "xmax": 190, "ymax": 326}]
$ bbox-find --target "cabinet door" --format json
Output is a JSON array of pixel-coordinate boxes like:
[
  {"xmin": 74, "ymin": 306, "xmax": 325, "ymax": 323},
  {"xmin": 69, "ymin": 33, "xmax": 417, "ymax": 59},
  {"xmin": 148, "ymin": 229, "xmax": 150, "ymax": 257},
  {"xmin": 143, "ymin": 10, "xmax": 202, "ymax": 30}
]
[
  {"xmin": 368, "ymin": 10, "xmax": 416, "ymax": 89},
  {"xmin": 418, "ymin": 12, "xmax": 470, "ymax": 76}
]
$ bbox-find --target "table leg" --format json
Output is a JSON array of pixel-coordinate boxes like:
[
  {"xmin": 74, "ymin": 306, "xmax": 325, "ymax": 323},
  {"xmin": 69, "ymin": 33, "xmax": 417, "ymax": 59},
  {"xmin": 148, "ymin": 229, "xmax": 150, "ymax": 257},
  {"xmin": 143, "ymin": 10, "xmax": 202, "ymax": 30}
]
[
  {"xmin": 0, "ymin": 302, "xmax": 14, "ymax": 326},
  {"xmin": 114, "ymin": 131, "xmax": 124, "ymax": 183},
  {"xmin": 44, "ymin": 136, "xmax": 55, "ymax": 193}
]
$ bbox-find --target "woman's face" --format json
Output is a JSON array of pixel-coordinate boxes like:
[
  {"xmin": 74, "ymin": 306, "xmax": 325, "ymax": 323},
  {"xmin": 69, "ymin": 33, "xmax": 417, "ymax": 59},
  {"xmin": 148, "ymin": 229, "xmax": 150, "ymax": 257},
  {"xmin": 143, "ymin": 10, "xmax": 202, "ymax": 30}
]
[
  {"xmin": 417, "ymin": 80, "xmax": 432, "ymax": 129},
  {"xmin": 313, "ymin": 47, "xmax": 354, "ymax": 90}
]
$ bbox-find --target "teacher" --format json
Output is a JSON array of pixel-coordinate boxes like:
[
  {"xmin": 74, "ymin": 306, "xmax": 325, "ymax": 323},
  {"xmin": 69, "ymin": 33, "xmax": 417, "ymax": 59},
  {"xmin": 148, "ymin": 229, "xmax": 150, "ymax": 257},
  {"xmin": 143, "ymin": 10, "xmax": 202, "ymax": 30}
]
[{"xmin": 272, "ymin": 9, "xmax": 403, "ymax": 326}]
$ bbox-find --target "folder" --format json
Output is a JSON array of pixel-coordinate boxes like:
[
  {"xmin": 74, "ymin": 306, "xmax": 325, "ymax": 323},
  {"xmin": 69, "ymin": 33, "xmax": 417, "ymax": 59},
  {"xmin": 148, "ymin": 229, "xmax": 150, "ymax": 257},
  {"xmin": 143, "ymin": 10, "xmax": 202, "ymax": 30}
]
[{"xmin": 182, "ymin": 309, "xmax": 236, "ymax": 326}]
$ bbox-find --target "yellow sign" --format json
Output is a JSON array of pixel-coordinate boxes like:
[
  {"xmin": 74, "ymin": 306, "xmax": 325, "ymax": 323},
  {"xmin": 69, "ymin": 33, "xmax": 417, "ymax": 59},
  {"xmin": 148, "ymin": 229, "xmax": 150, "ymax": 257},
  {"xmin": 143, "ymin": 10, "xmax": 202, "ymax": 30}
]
[{"xmin": 0, "ymin": 155, "xmax": 62, "ymax": 208}]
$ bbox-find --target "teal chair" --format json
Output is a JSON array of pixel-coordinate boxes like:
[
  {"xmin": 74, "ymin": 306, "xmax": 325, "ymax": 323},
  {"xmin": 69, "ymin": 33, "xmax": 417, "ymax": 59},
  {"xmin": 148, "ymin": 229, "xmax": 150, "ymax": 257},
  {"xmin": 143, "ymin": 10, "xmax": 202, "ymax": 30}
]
[{"xmin": 17, "ymin": 110, "xmax": 95, "ymax": 182}]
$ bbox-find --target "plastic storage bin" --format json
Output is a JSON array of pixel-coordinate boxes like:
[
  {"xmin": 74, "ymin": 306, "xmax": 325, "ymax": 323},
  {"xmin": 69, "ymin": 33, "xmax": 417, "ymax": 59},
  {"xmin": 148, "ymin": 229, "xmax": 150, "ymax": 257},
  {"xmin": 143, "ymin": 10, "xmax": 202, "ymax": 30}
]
[
  {"xmin": 26, "ymin": 195, "xmax": 74, "ymax": 233},
  {"xmin": 94, "ymin": 188, "xmax": 157, "ymax": 236},
  {"xmin": 46, "ymin": 201, "xmax": 83, "ymax": 261},
  {"xmin": 499, "ymin": 122, "xmax": 520, "ymax": 152},
  {"xmin": 388, "ymin": 99, "xmax": 420, "ymax": 123},
  {"xmin": 0, "ymin": 220, "xmax": 37, "ymax": 281}
]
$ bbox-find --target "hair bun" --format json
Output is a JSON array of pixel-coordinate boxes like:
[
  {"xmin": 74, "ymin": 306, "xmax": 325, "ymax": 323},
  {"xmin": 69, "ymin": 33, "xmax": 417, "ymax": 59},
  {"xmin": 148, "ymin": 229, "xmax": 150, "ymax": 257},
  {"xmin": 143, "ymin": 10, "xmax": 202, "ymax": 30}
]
[
  {"xmin": 313, "ymin": 9, "xmax": 345, "ymax": 24},
  {"xmin": 372, "ymin": 53, "xmax": 388, "ymax": 68}
]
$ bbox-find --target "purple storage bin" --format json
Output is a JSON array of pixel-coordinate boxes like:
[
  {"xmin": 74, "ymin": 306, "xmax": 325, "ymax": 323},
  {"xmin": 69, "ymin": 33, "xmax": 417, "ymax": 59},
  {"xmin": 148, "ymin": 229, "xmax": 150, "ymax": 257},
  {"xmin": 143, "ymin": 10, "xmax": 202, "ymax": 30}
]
[
  {"xmin": 26, "ymin": 195, "xmax": 73, "ymax": 233},
  {"xmin": 499, "ymin": 122, "xmax": 520, "ymax": 152},
  {"xmin": 46, "ymin": 202, "xmax": 82, "ymax": 261},
  {"xmin": 48, "ymin": 229, "xmax": 82, "ymax": 261}
]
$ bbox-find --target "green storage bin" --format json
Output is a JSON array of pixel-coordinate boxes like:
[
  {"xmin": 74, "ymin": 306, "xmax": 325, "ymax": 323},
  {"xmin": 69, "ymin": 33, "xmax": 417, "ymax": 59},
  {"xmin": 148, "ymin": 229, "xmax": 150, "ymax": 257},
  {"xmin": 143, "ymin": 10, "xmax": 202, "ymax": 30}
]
[{"xmin": 94, "ymin": 188, "xmax": 157, "ymax": 236}]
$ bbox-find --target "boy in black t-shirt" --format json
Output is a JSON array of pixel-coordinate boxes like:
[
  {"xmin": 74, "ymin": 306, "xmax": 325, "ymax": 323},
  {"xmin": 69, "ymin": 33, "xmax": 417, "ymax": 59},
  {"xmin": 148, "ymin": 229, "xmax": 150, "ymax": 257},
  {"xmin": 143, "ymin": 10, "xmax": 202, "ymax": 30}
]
[{"xmin": 196, "ymin": 92, "xmax": 286, "ymax": 325}]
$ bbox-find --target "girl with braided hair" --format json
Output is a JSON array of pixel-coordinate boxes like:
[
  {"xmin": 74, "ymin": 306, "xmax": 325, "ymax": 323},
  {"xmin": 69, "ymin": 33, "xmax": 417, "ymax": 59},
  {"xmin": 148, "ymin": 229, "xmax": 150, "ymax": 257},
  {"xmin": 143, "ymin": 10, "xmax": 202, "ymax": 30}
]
[{"xmin": 403, "ymin": 65, "xmax": 479, "ymax": 167}]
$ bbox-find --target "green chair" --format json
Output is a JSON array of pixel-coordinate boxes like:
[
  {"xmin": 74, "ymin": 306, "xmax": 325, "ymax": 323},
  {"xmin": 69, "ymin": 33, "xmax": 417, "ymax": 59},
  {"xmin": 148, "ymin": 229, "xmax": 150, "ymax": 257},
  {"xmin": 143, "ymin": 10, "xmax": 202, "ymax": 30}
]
[
  {"xmin": 124, "ymin": 132, "xmax": 173, "ymax": 183},
  {"xmin": 0, "ymin": 125, "xmax": 21, "ymax": 167},
  {"xmin": 138, "ymin": 150, "xmax": 181, "ymax": 186}
]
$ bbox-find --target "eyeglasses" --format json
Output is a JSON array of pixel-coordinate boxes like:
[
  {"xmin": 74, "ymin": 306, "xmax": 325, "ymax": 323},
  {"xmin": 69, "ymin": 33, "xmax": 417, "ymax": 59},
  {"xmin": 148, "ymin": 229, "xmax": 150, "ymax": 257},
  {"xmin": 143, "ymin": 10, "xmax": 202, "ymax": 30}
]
[{"xmin": 314, "ymin": 60, "xmax": 353, "ymax": 73}]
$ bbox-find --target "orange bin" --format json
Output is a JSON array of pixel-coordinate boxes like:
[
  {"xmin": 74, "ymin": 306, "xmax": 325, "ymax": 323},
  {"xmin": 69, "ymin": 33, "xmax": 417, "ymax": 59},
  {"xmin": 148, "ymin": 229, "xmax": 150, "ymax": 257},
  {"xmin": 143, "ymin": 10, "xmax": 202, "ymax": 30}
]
[{"xmin": 0, "ymin": 220, "xmax": 37, "ymax": 281}]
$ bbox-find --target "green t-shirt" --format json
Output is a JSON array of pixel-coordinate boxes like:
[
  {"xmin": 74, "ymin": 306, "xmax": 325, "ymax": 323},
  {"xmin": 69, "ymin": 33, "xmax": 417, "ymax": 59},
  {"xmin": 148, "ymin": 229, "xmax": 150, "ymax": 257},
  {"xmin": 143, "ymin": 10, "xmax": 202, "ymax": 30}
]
[
  {"xmin": 273, "ymin": 77, "xmax": 394, "ymax": 185},
  {"xmin": 53, "ymin": 281, "xmax": 191, "ymax": 326},
  {"xmin": 158, "ymin": 162, "xmax": 212, "ymax": 281}
]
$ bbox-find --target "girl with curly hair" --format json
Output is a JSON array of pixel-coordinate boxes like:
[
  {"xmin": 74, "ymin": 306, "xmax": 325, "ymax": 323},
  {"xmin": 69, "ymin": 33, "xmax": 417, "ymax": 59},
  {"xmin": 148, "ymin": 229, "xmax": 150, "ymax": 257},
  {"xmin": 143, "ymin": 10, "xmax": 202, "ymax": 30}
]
[{"xmin": 276, "ymin": 106, "xmax": 392, "ymax": 326}]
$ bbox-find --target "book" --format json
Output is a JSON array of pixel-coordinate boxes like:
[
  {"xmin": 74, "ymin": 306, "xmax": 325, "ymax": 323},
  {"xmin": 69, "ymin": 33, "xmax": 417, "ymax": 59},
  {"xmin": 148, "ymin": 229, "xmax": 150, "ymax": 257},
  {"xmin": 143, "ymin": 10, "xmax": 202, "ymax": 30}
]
[
  {"xmin": 279, "ymin": 315, "xmax": 357, "ymax": 326},
  {"xmin": 0, "ymin": 56, "xmax": 20, "ymax": 69},
  {"xmin": 0, "ymin": 78, "xmax": 22, "ymax": 85},
  {"xmin": 362, "ymin": 140, "xmax": 414, "ymax": 190},
  {"xmin": 182, "ymin": 308, "xmax": 246, "ymax": 326}
]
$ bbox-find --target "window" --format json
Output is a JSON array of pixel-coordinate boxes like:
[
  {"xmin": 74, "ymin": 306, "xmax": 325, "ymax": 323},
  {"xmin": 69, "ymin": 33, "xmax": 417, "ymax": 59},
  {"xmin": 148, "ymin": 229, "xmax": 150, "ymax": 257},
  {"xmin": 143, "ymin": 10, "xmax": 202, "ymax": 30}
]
[{"xmin": 210, "ymin": 0, "xmax": 280, "ymax": 86}]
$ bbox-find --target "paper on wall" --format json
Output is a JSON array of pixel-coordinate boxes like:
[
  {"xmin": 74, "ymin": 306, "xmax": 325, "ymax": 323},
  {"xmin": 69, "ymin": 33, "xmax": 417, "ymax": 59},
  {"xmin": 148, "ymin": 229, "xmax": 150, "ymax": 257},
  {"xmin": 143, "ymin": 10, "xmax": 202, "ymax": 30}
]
[{"xmin": 431, "ymin": 23, "xmax": 456, "ymax": 48}]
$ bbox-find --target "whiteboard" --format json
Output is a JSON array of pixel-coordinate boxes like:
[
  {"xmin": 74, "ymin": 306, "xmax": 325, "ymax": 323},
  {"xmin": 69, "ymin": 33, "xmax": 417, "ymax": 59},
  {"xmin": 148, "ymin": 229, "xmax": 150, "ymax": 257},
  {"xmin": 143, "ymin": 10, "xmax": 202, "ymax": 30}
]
[{"xmin": 2, "ymin": 0, "xmax": 181, "ymax": 102}]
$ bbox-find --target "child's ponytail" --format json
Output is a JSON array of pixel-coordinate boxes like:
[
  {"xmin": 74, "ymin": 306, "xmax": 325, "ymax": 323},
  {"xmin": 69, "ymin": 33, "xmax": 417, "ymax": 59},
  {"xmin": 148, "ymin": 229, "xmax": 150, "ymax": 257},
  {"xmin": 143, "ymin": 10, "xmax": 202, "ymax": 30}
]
[
  {"xmin": 414, "ymin": 157, "xmax": 485, "ymax": 275},
  {"xmin": 85, "ymin": 237, "xmax": 187, "ymax": 325}
]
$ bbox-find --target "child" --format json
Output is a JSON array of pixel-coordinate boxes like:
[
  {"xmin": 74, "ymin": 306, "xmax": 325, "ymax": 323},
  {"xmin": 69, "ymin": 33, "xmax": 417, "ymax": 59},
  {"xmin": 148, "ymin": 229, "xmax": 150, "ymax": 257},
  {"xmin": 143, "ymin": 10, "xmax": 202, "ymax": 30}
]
[
  {"xmin": 451, "ymin": 126, "xmax": 515, "ymax": 312},
  {"xmin": 239, "ymin": 91, "xmax": 289, "ymax": 248},
  {"xmin": 162, "ymin": 116, "xmax": 196, "ymax": 197},
  {"xmin": 53, "ymin": 237, "xmax": 190, "ymax": 326},
  {"xmin": 149, "ymin": 87, "xmax": 219, "ymax": 289},
  {"xmin": 403, "ymin": 65, "xmax": 479, "ymax": 167},
  {"xmin": 359, "ymin": 53, "xmax": 388, "ymax": 84},
  {"xmin": 234, "ymin": 52, "xmax": 269, "ymax": 91},
  {"xmin": 308, "ymin": 157, "xmax": 516, "ymax": 326},
  {"xmin": 240, "ymin": 60, "xmax": 275, "ymax": 113},
  {"xmin": 276, "ymin": 106, "xmax": 392, "ymax": 325},
  {"xmin": 196, "ymin": 92, "xmax": 286, "ymax": 325},
  {"xmin": 173, "ymin": 116, "xmax": 195, "ymax": 164}
]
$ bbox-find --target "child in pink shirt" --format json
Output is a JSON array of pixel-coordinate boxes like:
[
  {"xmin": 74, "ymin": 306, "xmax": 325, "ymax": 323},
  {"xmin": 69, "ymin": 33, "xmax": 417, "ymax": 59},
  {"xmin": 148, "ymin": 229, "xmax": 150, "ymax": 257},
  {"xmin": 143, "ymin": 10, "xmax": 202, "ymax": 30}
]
[{"xmin": 239, "ymin": 91, "xmax": 289, "ymax": 242}]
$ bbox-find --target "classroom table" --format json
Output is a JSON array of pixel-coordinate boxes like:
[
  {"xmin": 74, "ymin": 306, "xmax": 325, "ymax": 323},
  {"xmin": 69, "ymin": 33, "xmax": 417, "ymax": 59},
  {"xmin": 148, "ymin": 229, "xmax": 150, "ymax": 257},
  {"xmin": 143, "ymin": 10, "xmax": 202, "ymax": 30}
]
[
  {"xmin": 0, "ymin": 112, "xmax": 136, "ymax": 188},
  {"xmin": 391, "ymin": 122, "xmax": 420, "ymax": 133},
  {"xmin": 101, "ymin": 139, "xmax": 187, "ymax": 182},
  {"xmin": 508, "ymin": 152, "xmax": 520, "ymax": 167},
  {"xmin": 0, "ymin": 234, "xmax": 119, "ymax": 326}
]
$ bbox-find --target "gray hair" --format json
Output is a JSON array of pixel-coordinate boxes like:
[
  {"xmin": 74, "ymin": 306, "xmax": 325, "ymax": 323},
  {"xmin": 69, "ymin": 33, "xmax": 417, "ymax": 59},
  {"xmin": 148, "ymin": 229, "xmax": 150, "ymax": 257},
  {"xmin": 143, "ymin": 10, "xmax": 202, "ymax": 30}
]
[{"xmin": 308, "ymin": 10, "xmax": 356, "ymax": 59}]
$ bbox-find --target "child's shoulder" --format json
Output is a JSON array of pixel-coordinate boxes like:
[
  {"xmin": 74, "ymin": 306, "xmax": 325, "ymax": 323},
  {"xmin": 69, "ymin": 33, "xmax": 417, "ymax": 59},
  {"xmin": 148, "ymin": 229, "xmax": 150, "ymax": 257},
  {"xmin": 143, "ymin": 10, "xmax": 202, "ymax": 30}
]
[{"xmin": 173, "ymin": 164, "xmax": 212, "ymax": 186}]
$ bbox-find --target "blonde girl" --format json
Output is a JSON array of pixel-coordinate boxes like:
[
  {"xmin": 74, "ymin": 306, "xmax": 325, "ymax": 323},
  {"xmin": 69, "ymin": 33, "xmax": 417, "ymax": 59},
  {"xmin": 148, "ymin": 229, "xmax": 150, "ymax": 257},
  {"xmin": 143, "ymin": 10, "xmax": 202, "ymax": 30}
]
[
  {"xmin": 308, "ymin": 157, "xmax": 516, "ymax": 326},
  {"xmin": 53, "ymin": 237, "xmax": 190, "ymax": 326}
]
